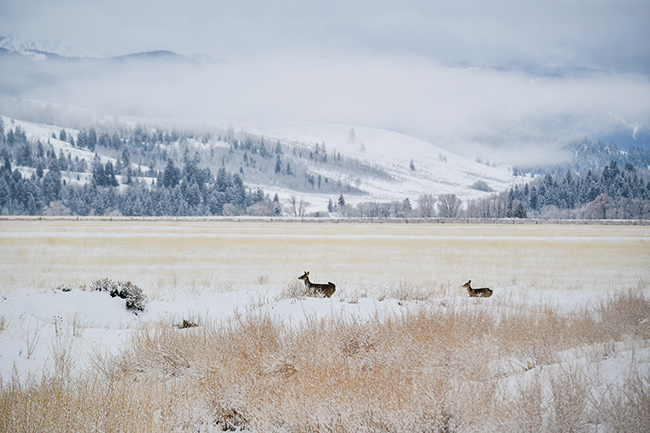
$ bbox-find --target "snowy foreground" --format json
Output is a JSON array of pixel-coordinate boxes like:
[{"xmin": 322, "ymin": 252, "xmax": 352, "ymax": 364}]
[{"xmin": 1, "ymin": 284, "xmax": 649, "ymax": 432}]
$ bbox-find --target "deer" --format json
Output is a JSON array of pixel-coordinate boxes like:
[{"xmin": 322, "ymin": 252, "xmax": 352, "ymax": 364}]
[
  {"xmin": 463, "ymin": 280, "xmax": 493, "ymax": 298},
  {"xmin": 298, "ymin": 271, "xmax": 336, "ymax": 298}
]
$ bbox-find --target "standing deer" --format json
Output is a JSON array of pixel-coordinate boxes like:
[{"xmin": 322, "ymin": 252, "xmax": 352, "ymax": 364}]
[
  {"xmin": 298, "ymin": 271, "xmax": 336, "ymax": 298},
  {"xmin": 463, "ymin": 280, "xmax": 493, "ymax": 298}
]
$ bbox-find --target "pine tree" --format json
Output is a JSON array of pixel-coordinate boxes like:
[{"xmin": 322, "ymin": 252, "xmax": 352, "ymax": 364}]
[
  {"xmin": 92, "ymin": 158, "xmax": 107, "ymax": 187},
  {"xmin": 163, "ymin": 159, "xmax": 180, "ymax": 188},
  {"xmin": 87, "ymin": 129, "xmax": 97, "ymax": 151},
  {"xmin": 348, "ymin": 128, "xmax": 356, "ymax": 142},
  {"xmin": 275, "ymin": 155, "xmax": 282, "ymax": 174},
  {"xmin": 105, "ymin": 161, "xmax": 119, "ymax": 187}
]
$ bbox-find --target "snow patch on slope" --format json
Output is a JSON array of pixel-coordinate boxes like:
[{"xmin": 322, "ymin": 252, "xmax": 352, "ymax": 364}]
[{"xmin": 232, "ymin": 121, "xmax": 515, "ymax": 207}]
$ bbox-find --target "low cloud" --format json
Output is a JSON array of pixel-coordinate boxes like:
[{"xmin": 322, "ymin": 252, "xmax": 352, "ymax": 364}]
[
  {"xmin": 6, "ymin": 52, "xmax": 646, "ymax": 167},
  {"xmin": 1, "ymin": 0, "xmax": 649, "ymax": 165}
]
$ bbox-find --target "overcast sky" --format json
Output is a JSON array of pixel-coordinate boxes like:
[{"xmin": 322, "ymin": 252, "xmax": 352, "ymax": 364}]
[
  {"xmin": 2, "ymin": 0, "xmax": 649, "ymax": 72},
  {"xmin": 2, "ymin": 1, "xmax": 650, "ymax": 163}
]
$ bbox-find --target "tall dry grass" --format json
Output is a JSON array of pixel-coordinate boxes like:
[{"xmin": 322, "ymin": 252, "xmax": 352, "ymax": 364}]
[
  {"xmin": 2, "ymin": 220, "xmax": 649, "ymax": 293},
  {"xmin": 2, "ymin": 288, "xmax": 649, "ymax": 432}
]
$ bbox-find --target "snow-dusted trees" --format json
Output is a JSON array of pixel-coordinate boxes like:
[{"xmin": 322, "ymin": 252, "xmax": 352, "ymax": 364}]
[
  {"xmin": 437, "ymin": 194, "xmax": 463, "ymax": 218},
  {"xmin": 417, "ymin": 193, "xmax": 436, "ymax": 218},
  {"xmin": 506, "ymin": 161, "xmax": 650, "ymax": 219}
]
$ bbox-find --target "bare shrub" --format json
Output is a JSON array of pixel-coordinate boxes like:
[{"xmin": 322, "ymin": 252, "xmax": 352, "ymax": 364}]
[
  {"xmin": 595, "ymin": 288, "xmax": 650, "ymax": 341},
  {"xmin": 277, "ymin": 279, "xmax": 312, "ymax": 299},
  {"xmin": 48, "ymin": 326, "xmax": 77, "ymax": 380},
  {"xmin": 503, "ymin": 370, "xmax": 549, "ymax": 432},
  {"xmin": 90, "ymin": 277, "xmax": 119, "ymax": 295},
  {"xmin": 600, "ymin": 369, "xmax": 650, "ymax": 433},
  {"xmin": 17, "ymin": 317, "xmax": 44, "ymax": 359},
  {"xmin": 379, "ymin": 279, "xmax": 433, "ymax": 301},
  {"xmin": 547, "ymin": 365, "xmax": 592, "ymax": 432},
  {"xmin": 471, "ymin": 180, "xmax": 493, "ymax": 192}
]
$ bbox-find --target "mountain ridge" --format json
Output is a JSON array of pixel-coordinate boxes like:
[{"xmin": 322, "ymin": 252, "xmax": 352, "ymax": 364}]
[{"xmin": 0, "ymin": 34, "xmax": 200, "ymax": 63}]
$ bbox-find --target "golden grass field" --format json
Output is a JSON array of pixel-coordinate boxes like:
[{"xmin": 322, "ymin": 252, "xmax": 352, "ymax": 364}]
[{"xmin": 1, "ymin": 218, "xmax": 648, "ymax": 295}]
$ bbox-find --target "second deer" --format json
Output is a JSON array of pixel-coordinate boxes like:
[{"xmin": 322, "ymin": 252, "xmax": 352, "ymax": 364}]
[
  {"xmin": 298, "ymin": 271, "xmax": 336, "ymax": 298},
  {"xmin": 463, "ymin": 280, "xmax": 493, "ymax": 298}
]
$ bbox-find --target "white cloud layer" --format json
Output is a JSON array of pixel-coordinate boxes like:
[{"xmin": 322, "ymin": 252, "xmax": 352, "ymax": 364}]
[
  {"xmin": 1, "ymin": 0, "xmax": 649, "ymax": 164},
  {"xmin": 2, "ymin": 0, "xmax": 649, "ymax": 72}
]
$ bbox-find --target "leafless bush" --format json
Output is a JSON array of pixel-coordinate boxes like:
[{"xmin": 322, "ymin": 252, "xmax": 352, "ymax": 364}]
[
  {"xmin": 17, "ymin": 317, "xmax": 44, "ymax": 359},
  {"xmin": 595, "ymin": 288, "xmax": 650, "ymax": 341},
  {"xmin": 379, "ymin": 280, "xmax": 433, "ymax": 301},
  {"xmin": 48, "ymin": 330, "xmax": 77, "ymax": 380},
  {"xmin": 277, "ymin": 279, "xmax": 313, "ymax": 299},
  {"xmin": 547, "ymin": 365, "xmax": 592, "ymax": 432},
  {"xmin": 599, "ymin": 368, "xmax": 650, "ymax": 433}
]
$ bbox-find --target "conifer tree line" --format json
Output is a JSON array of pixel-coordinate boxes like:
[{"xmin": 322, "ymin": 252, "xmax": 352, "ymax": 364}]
[
  {"xmin": 0, "ymin": 118, "xmax": 275, "ymax": 216},
  {"xmin": 0, "ymin": 154, "xmax": 272, "ymax": 217},
  {"xmin": 0, "ymin": 116, "xmax": 377, "ymax": 216},
  {"xmin": 464, "ymin": 161, "xmax": 650, "ymax": 220},
  {"xmin": 503, "ymin": 161, "xmax": 650, "ymax": 219},
  {"xmin": 1, "ymin": 114, "xmax": 649, "ymax": 219}
]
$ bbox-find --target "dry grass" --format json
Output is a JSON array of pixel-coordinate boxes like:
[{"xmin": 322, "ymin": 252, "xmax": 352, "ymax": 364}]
[
  {"xmin": 2, "ymin": 289, "xmax": 649, "ymax": 432},
  {"xmin": 1, "ymin": 220, "xmax": 649, "ymax": 293}
]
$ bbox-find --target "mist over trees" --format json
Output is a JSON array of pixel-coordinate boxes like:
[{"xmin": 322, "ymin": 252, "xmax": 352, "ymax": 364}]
[
  {"xmin": 513, "ymin": 138, "xmax": 650, "ymax": 176},
  {"xmin": 1, "ymin": 109, "xmax": 649, "ymax": 220}
]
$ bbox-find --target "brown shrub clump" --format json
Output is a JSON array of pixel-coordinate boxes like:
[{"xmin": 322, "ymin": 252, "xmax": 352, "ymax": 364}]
[{"xmin": 2, "ymin": 289, "xmax": 649, "ymax": 432}]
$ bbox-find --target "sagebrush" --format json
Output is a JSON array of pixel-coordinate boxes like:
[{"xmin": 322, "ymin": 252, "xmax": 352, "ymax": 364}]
[
  {"xmin": 91, "ymin": 278, "xmax": 147, "ymax": 312},
  {"xmin": 2, "ymin": 289, "xmax": 649, "ymax": 432}
]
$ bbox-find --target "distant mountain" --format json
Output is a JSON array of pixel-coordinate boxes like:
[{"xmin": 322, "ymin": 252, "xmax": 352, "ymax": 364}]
[
  {"xmin": 0, "ymin": 35, "xmax": 201, "ymax": 100},
  {"xmin": 110, "ymin": 50, "xmax": 198, "ymax": 65},
  {"xmin": 0, "ymin": 34, "xmax": 197, "ymax": 64},
  {"xmin": 0, "ymin": 33, "xmax": 101, "ymax": 60}
]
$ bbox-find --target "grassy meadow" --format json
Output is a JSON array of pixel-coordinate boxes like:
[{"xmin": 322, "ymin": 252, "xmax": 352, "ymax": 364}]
[
  {"xmin": 1, "ymin": 218, "xmax": 649, "ymax": 432},
  {"xmin": 1, "ymin": 218, "xmax": 648, "ymax": 294}
]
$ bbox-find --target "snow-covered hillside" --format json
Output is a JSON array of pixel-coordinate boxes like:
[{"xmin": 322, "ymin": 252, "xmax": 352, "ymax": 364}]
[
  {"xmin": 2, "ymin": 110, "xmax": 515, "ymax": 214},
  {"xmin": 228, "ymin": 121, "xmax": 515, "ymax": 210}
]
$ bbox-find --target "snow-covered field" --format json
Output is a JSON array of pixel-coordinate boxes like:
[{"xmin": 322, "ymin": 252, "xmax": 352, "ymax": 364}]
[{"xmin": 1, "ymin": 219, "xmax": 649, "ymax": 431}]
